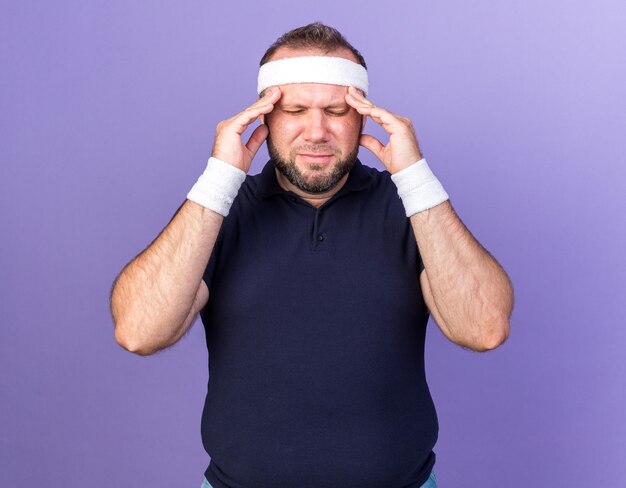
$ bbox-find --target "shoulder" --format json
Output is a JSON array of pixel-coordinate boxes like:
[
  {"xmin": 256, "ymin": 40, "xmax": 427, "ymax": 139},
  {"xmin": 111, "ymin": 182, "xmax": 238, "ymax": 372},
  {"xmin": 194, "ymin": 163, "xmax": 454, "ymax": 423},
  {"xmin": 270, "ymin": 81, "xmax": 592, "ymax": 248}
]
[
  {"xmin": 357, "ymin": 162, "xmax": 403, "ymax": 205},
  {"xmin": 228, "ymin": 171, "xmax": 266, "ymax": 210},
  {"xmin": 240, "ymin": 172, "xmax": 263, "ymax": 196},
  {"xmin": 360, "ymin": 162, "xmax": 394, "ymax": 186}
]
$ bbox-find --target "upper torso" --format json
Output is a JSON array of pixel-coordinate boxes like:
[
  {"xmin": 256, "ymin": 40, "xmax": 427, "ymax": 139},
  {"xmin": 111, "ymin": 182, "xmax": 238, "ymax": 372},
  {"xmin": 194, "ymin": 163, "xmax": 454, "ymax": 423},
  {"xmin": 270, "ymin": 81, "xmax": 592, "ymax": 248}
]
[{"xmin": 199, "ymin": 159, "xmax": 438, "ymax": 488}]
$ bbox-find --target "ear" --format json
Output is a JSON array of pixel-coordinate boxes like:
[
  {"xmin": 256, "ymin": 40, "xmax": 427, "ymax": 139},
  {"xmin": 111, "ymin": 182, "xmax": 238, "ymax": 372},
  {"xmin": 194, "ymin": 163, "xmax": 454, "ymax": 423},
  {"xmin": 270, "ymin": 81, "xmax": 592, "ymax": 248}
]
[
  {"xmin": 360, "ymin": 114, "xmax": 366, "ymax": 130},
  {"xmin": 260, "ymin": 114, "xmax": 265, "ymax": 125}
]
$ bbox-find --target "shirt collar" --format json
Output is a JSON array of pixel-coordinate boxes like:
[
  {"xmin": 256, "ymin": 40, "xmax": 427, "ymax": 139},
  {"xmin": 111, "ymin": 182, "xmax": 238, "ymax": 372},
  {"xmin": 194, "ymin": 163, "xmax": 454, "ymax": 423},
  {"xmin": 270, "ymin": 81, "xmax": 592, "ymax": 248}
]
[{"xmin": 255, "ymin": 158, "xmax": 373, "ymax": 199}]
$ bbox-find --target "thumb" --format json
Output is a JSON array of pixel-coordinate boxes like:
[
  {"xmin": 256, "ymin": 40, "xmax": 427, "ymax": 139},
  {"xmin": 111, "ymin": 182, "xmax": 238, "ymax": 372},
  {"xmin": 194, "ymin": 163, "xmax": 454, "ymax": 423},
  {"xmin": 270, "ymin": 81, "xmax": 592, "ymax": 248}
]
[
  {"xmin": 245, "ymin": 124, "xmax": 269, "ymax": 157},
  {"xmin": 359, "ymin": 134, "xmax": 385, "ymax": 161}
]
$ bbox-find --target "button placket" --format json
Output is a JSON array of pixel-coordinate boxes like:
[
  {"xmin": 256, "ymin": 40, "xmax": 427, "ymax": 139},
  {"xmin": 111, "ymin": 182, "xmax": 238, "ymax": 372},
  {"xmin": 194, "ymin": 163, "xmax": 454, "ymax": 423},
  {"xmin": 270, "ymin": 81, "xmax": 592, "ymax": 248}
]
[{"xmin": 311, "ymin": 206, "xmax": 326, "ymax": 251}]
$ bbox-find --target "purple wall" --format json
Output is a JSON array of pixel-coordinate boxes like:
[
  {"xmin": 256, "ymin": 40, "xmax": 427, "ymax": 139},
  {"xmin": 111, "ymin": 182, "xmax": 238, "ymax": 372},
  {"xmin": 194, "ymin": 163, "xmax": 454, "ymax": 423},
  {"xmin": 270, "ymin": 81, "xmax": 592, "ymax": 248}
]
[{"xmin": 2, "ymin": 1, "xmax": 624, "ymax": 486}]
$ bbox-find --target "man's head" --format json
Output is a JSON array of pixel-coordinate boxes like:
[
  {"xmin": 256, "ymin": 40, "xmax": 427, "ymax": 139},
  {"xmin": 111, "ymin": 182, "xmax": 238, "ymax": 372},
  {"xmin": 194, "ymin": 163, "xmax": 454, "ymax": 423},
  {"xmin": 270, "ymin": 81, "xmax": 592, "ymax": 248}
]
[{"xmin": 259, "ymin": 23, "xmax": 368, "ymax": 194}]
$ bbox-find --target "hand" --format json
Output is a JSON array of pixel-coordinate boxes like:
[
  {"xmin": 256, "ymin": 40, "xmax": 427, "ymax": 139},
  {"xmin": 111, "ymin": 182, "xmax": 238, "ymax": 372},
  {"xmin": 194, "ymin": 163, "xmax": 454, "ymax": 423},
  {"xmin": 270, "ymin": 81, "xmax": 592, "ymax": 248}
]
[
  {"xmin": 211, "ymin": 87, "xmax": 282, "ymax": 172},
  {"xmin": 345, "ymin": 86, "xmax": 423, "ymax": 174}
]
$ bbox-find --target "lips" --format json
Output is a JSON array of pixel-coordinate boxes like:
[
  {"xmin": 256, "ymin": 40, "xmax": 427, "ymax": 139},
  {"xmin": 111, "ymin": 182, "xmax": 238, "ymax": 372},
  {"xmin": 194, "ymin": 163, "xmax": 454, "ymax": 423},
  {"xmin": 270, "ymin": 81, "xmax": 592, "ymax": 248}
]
[{"xmin": 298, "ymin": 153, "xmax": 334, "ymax": 164}]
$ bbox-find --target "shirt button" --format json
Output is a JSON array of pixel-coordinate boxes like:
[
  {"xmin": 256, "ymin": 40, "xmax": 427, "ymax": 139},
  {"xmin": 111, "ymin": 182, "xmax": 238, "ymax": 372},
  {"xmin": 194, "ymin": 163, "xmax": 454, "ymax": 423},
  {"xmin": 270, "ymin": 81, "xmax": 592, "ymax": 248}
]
[{"xmin": 317, "ymin": 234, "xmax": 325, "ymax": 242}]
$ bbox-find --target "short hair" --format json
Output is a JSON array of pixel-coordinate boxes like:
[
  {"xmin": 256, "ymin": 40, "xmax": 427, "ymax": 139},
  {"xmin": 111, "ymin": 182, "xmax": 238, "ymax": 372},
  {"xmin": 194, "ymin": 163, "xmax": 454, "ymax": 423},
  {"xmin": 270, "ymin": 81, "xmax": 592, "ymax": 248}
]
[{"xmin": 259, "ymin": 22, "xmax": 367, "ymax": 69}]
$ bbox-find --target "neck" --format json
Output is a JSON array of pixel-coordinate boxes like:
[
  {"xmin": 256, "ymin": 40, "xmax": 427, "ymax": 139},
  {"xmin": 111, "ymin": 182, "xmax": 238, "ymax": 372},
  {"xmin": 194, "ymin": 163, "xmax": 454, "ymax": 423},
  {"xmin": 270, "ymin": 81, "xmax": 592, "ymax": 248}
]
[{"xmin": 274, "ymin": 169, "xmax": 349, "ymax": 208}]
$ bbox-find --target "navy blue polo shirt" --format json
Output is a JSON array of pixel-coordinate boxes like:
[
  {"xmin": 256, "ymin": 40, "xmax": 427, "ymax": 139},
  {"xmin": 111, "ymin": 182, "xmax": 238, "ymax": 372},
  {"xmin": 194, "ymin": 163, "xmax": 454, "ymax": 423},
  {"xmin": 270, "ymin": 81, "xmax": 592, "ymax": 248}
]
[{"xmin": 199, "ymin": 158, "xmax": 438, "ymax": 488}]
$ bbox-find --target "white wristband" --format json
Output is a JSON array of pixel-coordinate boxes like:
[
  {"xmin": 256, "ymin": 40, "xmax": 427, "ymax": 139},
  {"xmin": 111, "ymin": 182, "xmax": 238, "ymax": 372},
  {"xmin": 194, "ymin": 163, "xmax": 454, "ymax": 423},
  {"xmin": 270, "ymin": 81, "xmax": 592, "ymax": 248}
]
[
  {"xmin": 186, "ymin": 157, "xmax": 246, "ymax": 216},
  {"xmin": 390, "ymin": 158, "xmax": 449, "ymax": 217}
]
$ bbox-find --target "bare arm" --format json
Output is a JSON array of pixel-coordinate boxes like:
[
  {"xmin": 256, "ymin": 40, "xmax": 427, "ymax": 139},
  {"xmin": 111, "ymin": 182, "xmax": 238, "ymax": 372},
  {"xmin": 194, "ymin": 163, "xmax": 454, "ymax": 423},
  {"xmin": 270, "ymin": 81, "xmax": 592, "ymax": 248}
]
[
  {"xmin": 345, "ymin": 87, "xmax": 513, "ymax": 352},
  {"xmin": 109, "ymin": 87, "xmax": 282, "ymax": 356},
  {"xmin": 110, "ymin": 202, "xmax": 222, "ymax": 355},
  {"xmin": 413, "ymin": 200, "xmax": 513, "ymax": 351}
]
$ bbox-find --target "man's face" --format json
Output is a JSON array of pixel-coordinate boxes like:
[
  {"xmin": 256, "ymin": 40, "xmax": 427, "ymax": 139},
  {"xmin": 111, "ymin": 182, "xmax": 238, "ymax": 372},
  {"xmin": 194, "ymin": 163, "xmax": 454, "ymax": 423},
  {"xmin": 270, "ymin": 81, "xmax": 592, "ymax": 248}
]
[{"xmin": 263, "ymin": 50, "xmax": 365, "ymax": 194}]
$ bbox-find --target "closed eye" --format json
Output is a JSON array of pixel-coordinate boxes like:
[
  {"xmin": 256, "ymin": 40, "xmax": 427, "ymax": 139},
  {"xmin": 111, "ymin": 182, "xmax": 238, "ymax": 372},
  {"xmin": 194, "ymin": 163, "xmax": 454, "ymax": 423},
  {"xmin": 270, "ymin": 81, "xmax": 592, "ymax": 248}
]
[
  {"xmin": 281, "ymin": 108, "xmax": 350, "ymax": 116},
  {"xmin": 326, "ymin": 109, "xmax": 350, "ymax": 116}
]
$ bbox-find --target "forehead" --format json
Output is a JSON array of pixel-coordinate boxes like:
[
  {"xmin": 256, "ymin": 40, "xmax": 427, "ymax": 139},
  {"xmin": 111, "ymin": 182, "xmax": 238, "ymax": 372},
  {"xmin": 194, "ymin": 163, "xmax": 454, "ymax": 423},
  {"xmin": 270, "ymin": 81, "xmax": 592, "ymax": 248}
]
[{"xmin": 278, "ymin": 83, "xmax": 349, "ymax": 106}]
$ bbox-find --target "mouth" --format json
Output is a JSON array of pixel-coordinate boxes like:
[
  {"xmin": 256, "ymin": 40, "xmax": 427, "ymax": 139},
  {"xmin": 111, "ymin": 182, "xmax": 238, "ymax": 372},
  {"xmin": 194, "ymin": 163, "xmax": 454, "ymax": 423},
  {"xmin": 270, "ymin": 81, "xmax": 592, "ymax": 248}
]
[{"xmin": 297, "ymin": 153, "xmax": 335, "ymax": 164}]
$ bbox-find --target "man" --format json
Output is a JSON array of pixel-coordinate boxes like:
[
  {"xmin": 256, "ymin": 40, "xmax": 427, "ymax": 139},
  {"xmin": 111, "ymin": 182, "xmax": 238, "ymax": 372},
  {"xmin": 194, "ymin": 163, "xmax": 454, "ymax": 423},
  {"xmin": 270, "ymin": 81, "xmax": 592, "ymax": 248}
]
[{"xmin": 110, "ymin": 22, "xmax": 513, "ymax": 488}]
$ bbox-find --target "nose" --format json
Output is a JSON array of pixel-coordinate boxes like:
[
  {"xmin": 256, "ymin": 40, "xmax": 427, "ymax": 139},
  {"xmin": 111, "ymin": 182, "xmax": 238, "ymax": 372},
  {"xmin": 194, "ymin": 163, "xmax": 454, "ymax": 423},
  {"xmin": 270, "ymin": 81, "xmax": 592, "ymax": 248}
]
[{"xmin": 302, "ymin": 110, "xmax": 330, "ymax": 143}]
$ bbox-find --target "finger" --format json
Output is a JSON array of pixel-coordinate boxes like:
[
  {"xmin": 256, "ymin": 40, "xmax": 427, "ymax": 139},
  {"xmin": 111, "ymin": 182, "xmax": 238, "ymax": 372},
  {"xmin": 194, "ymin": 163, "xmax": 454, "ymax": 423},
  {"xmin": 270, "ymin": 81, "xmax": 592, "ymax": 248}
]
[
  {"xmin": 347, "ymin": 85, "xmax": 368, "ymax": 100},
  {"xmin": 359, "ymin": 134, "xmax": 385, "ymax": 161},
  {"xmin": 346, "ymin": 87, "xmax": 407, "ymax": 128},
  {"xmin": 242, "ymin": 95, "xmax": 278, "ymax": 117},
  {"xmin": 347, "ymin": 86, "xmax": 378, "ymax": 109},
  {"xmin": 229, "ymin": 87, "xmax": 282, "ymax": 134},
  {"xmin": 230, "ymin": 101, "xmax": 276, "ymax": 135},
  {"xmin": 239, "ymin": 87, "xmax": 282, "ymax": 120},
  {"xmin": 245, "ymin": 123, "xmax": 269, "ymax": 157},
  {"xmin": 263, "ymin": 85, "xmax": 282, "ymax": 98},
  {"xmin": 347, "ymin": 100, "xmax": 406, "ymax": 133},
  {"xmin": 345, "ymin": 93, "xmax": 379, "ymax": 122},
  {"xmin": 257, "ymin": 86, "xmax": 282, "ymax": 105},
  {"xmin": 346, "ymin": 89, "xmax": 382, "ymax": 119}
]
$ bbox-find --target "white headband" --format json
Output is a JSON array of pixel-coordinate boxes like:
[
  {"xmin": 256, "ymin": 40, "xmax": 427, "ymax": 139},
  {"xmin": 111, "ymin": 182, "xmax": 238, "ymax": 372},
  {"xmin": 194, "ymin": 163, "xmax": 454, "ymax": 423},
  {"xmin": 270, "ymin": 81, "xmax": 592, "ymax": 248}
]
[{"xmin": 257, "ymin": 56, "xmax": 369, "ymax": 95}]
